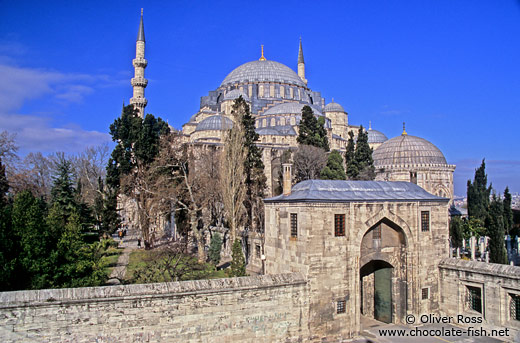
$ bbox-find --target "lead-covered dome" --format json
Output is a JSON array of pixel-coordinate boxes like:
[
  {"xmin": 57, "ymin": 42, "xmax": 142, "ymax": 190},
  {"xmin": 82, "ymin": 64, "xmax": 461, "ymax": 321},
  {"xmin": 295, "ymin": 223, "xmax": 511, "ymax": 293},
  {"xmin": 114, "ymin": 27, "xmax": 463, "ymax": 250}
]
[
  {"xmin": 221, "ymin": 60, "xmax": 306, "ymax": 88},
  {"xmin": 195, "ymin": 115, "xmax": 233, "ymax": 132},
  {"xmin": 373, "ymin": 133, "xmax": 447, "ymax": 167},
  {"xmin": 367, "ymin": 129, "xmax": 388, "ymax": 144},
  {"xmin": 324, "ymin": 101, "xmax": 345, "ymax": 113}
]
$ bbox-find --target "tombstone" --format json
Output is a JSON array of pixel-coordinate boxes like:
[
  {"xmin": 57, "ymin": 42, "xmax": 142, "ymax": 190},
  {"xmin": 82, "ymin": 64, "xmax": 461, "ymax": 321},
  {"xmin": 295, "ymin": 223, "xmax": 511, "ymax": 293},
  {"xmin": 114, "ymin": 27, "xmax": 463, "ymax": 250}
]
[{"xmin": 470, "ymin": 236, "xmax": 476, "ymax": 260}]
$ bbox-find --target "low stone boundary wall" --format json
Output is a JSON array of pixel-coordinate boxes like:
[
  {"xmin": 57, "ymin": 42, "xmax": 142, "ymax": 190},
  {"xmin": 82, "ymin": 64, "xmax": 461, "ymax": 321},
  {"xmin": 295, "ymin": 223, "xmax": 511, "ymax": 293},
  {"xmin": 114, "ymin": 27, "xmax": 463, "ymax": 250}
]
[
  {"xmin": 0, "ymin": 273, "xmax": 308, "ymax": 342},
  {"xmin": 439, "ymin": 258, "xmax": 520, "ymax": 337}
]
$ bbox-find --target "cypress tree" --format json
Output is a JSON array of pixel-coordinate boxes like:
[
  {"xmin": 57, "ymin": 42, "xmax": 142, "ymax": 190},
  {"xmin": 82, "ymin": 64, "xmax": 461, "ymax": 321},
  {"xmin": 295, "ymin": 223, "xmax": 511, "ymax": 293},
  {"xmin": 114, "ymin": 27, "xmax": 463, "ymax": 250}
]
[
  {"xmin": 320, "ymin": 150, "xmax": 346, "ymax": 180},
  {"xmin": 236, "ymin": 96, "xmax": 266, "ymax": 232},
  {"xmin": 467, "ymin": 159, "xmax": 491, "ymax": 222},
  {"xmin": 503, "ymin": 187, "xmax": 514, "ymax": 235},
  {"xmin": 229, "ymin": 239, "xmax": 246, "ymax": 277},
  {"xmin": 449, "ymin": 216, "xmax": 464, "ymax": 249},
  {"xmin": 487, "ymin": 194, "xmax": 507, "ymax": 264},
  {"xmin": 353, "ymin": 126, "xmax": 375, "ymax": 180},
  {"xmin": 208, "ymin": 233, "xmax": 223, "ymax": 266},
  {"xmin": 345, "ymin": 131, "xmax": 358, "ymax": 179},
  {"xmin": 297, "ymin": 105, "xmax": 329, "ymax": 151}
]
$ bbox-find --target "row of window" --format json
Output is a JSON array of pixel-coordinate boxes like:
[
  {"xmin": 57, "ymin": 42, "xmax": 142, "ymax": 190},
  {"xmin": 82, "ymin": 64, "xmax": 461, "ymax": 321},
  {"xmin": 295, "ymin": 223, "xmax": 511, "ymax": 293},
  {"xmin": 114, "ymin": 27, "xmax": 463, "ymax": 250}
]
[
  {"xmin": 465, "ymin": 285, "xmax": 520, "ymax": 321},
  {"xmin": 256, "ymin": 116, "xmax": 297, "ymax": 128},
  {"xmin": 289, "ymin": 211, "xmax": 431, "ymax": 237}
]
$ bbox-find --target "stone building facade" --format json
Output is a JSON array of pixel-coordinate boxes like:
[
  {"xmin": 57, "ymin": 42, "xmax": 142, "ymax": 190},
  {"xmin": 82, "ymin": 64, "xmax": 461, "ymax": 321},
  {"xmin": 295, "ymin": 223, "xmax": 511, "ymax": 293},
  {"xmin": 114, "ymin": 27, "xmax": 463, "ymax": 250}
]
[{"xmin": 264, "ymin": 178, "xmax": 451, "ymax": 339}]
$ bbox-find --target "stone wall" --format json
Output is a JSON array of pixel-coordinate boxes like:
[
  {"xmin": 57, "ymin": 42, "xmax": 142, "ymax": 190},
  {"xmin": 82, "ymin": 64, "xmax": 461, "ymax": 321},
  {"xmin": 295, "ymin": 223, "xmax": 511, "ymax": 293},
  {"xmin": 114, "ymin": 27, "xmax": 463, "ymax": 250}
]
[
  {"xmin": 439, "ymin": 258, "xmax": 520, "ymax": 336},
  {"xmin": 0, "ymin": 273, "xmax": 308, "ymax": 343}
]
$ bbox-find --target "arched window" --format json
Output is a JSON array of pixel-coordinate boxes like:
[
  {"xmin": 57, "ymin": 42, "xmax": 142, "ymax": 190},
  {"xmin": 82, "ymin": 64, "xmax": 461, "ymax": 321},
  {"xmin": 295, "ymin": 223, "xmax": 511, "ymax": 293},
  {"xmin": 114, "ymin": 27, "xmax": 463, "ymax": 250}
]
[
  {"xmin": 271, "ymin": 118, "xmax": 276, "ymax": 126},
  {"xmin": 280, "ymin": 118, "xmax": 285, "ymax": 126},
  {"xmin": 262, "ymin": 119, "xmax": 267, "ymax": 127}
]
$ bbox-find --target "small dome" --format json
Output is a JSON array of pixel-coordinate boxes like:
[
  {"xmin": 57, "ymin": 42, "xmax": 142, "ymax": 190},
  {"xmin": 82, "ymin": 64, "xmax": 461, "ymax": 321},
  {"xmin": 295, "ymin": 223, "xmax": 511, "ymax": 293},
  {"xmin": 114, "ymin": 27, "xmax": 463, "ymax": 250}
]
[
  {"xmin": 367, "ymin": 129, "xmax": 388, "ymax": 144},
  {"xmin": 221, "ymin": 60, "xmax": 306, "ymax": 87},
  {"xmin": 373, "ymin": 134, "xmax": 447, "ymax": 167},
  {"xmin": 262, "ymin": 102, "xmax": 323, "ymax": 117},
  {"xmin": 194, "ymin": 115, "xmax": 233, "ymax": 132},
  {"xmin": 324, "ymin": 101, "xmax": 345, "ymax": 113},
  {"xmin": 224, "ymin": 89, "xmax": 250, "ymax": 101}
]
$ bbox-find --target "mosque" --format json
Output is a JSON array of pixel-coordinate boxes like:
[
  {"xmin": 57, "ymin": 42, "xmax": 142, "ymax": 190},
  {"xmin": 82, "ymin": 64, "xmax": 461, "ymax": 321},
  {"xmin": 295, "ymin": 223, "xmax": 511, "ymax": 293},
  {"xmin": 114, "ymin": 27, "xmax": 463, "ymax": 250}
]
[{"xmin": 128, "ymin": 10, "xmax": 455, "ymax": 201}]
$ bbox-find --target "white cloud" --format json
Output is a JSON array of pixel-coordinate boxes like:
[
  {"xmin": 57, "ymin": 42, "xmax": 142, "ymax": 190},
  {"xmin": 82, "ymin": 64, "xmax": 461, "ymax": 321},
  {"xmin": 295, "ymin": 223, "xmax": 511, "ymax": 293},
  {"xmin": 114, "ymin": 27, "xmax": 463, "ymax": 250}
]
[{"xmin": 0, "ymin": 62, "xmax": 113, "ymax": 154}]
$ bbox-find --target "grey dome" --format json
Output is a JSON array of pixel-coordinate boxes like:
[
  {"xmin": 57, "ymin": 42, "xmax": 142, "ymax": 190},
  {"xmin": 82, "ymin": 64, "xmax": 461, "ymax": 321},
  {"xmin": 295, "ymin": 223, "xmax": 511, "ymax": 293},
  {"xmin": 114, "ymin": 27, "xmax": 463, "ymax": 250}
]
[
  {"xmin": 195, "ymin": 115, "xmax": 233, "ymax": 132},
  {"xmin": 367, "ymin": 129, "xmax": 388, "ymax": 144},
  {"xmin": 373, "ymin": 134, "xmax": 447, "ymax": 167},
  {"xmin": 324, "ymin": 101, "xmax": 345, "ymax": 113},
  {"xmin": 262, "ymin": 102, "xmax": 323, "ymax": 117},
  {"xmin": 224, "ymin": 89, "xmax": 250, "ymax": 101},
  {"xmin": 221, "ymin": 60, "xmax": 306, "ymax": 87}
]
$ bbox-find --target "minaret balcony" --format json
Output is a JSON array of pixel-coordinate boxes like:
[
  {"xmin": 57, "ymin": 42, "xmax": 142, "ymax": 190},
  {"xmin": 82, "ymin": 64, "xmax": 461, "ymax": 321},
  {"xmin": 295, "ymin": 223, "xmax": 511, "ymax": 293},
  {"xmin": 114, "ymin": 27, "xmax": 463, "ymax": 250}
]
[
  {"xmin": 131, "ymin": 77, "xmax": 148, "ymax": 87},
  {"xmin": 133, "ymin": 58, "xmax": 148, "ymax": 68},
  {"xmin": 130, "ymin": 97, "xmax": 148, "ymax": 107}
]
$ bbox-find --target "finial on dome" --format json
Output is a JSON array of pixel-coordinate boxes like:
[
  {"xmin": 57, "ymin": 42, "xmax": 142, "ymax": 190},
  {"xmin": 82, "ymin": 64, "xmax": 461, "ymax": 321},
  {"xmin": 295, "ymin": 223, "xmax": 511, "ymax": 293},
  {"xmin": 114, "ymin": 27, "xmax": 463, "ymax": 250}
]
[
  {"xmin": 402, "ymin": 122, "xmax": 407, "ymax": 135},
  {"xmin": 369, "ymin": 121, "xmax": 372, "ymax": 130},
  {"xmin": 331, "ymin": 97, "xmax": 334, "ymax": 103},
  {"xmin": 141, "ymin": 8, "xmax": 143, "ymax": 16},
  {"xmin": 259, "ymin": 45, "xmax": 266, "ymax": 61}
]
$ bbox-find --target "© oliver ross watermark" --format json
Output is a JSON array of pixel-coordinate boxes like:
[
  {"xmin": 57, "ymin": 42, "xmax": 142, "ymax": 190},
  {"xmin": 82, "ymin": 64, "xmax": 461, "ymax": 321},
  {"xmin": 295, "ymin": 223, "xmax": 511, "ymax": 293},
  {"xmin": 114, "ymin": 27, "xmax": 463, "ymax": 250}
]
[{"xmin": 377, "ymin": 314, "xmax": 512, "ymax": 339}]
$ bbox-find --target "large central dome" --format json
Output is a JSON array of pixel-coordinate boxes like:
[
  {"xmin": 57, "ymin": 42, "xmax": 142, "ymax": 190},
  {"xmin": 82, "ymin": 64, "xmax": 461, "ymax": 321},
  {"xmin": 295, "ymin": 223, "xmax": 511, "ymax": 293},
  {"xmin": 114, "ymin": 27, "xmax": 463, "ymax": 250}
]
[{"xmin": 221, "ymin": 60, "xmax": 306, "ymax": 88}]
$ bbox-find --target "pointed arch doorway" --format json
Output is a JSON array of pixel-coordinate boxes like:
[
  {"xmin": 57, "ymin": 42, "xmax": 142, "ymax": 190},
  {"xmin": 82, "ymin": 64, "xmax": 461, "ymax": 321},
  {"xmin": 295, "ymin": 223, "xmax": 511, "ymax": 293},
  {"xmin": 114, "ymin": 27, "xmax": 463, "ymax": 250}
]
[{"xmin": 359, "ymin": 218, "xmax": 408, "ymax": 324}]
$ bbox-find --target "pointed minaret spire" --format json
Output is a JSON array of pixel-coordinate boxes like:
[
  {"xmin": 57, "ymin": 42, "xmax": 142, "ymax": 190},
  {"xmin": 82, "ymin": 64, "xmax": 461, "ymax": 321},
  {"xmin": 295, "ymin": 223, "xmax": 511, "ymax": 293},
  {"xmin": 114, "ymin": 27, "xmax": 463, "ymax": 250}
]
[
  {"xmin": 137, "ymin": 8, "xmax": 145, "ymax": 42},
  {"xmin": 130, "ymin": 8, "xmax": 148, "ymax": 118},
  {"xmin": 297, "ymin": 36, "xmax": 307, "ymax": 86}
]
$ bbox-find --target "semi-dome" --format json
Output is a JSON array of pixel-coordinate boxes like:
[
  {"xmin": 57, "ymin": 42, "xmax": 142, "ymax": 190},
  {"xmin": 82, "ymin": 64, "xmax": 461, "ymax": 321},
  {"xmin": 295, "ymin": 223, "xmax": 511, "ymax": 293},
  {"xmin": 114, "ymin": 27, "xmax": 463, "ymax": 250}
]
[
  {"xmin": 324, "ymin": 101, "xmax": 345, "ymax": 113},
  {"xmin": 221, "ymin": 60, "xmax": 306, "ymax": 88},
  {"xmin": 373, "ymin": 133, "xmax": 447, "ymax": 167},
  {"xmin": 194, "ymin": 115, "xmax": 233, "ymax": 132},
  {"xmin": 224, "ymin": 89, "xmax": 250, "ymax": 101},
  {"xmin": 367, "ymin": 129, "xmax": 388, "ymax": 144},
  {"xmin": 262, "ymin": 102, "xmax": 323, "ymax": 117}
]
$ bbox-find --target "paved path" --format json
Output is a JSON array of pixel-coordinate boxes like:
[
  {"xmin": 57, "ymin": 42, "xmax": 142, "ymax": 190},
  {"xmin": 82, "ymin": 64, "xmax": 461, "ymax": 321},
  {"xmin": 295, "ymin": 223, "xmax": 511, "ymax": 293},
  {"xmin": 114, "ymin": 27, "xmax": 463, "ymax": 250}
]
[{"xmin": 106, "ymin": 236, "xmax": 139, "ymax": 285}]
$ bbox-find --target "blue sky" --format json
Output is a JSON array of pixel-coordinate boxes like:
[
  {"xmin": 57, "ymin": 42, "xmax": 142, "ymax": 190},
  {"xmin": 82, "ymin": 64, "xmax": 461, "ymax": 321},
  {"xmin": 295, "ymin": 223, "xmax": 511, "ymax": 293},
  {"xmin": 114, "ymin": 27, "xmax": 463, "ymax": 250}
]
[{"xmin": 1, "ymin": 0, "xmax": 519, "ymax": 196}]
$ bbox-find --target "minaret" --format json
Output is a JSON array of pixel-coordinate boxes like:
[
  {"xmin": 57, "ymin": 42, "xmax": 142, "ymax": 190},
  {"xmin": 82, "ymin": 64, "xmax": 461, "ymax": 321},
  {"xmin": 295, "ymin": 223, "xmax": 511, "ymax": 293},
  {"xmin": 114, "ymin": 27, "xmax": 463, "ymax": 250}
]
[
  {"xmin": 130, "ymin": 9, "xmax": 148, "ymax": 118},
  {"xmin": 298, "ymin": 37, "xmax": 307, "ymax": 86}
]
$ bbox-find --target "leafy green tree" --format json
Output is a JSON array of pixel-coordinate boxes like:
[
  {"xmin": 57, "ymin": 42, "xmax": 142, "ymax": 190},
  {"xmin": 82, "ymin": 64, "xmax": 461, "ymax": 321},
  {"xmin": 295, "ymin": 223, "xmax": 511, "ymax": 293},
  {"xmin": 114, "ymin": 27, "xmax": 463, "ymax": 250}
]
[
  {"xmin": 487, "ymin": 195, "xmax": 507, "ymax": 264},
  {"xmin": 0, "ymin": 157, "xmax": 17, "ymax": 290},
  {"xmin": 320, "ymin": 150, "xmax": 346, "ymax": 180},
  {"xmin": 297, "ymin": 105, "xmax": 329, "ymax": 151},
  {"xmin": 229, "ymin": 239, "xmax": 246, "ymax": 277},
  {"xmin": 12, "ymin": 191, "xmax": 53, "ymax": 289},
  {"xmin": 93, "ymin": 177, "xmax": 120, "ymax": 236},
  {"xmin": 503, "ymin": 187, "xmax": 514, "ymax": 235},
  {"xmin": 467, "ymin": 159, "xmax": 491, "ymax": 222},
  {"xmin": 449, "ymin": 216, "xmax": 464, "ymax": 249},
  {"xmin": 237, "ymin": 96, "xmax": 266, "ymax": 232},
  {"xmin": 106, "ymin": 105, "xmax": 169, "ymax": 190},
  {"xmin": 50, "ymin": 158, "xmax": 77, "ymax": 224},
  {"xmin": 52, "ymin": 210, "xmax": 105, "ymax": 288},
  {"xmin": 353, "ymin": 126, "xmax": 375, "ymax": 180},
  {"xmin": 345, "ymin": 131, "xmax": 357, "ymax": 179},
  {"xmin": 208, "ymin": 233, "xmax": 223, "ymax": 266},
  {"xmin": 462, "ymin": 217, "xmax": 486, "ymax": 238}
]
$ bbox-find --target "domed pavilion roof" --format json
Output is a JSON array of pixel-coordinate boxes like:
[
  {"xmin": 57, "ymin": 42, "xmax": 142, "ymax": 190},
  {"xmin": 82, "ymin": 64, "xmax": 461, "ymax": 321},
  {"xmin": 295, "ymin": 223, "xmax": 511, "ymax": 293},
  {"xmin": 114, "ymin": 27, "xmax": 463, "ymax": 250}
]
[
  {"xmin": 262, "ymin": 102, "xmax": 323, "ymax": 117},
  {"xmin": 367, "ymin": 128, "xmax": 388, "ymax": 144},
  {"xmin": 194, "ymin": 115, "xmax": 233, "ymax": 132},
  {"xmin": 373, "ymin": 133, "xmax": 447, "ymax": 167},
  {"xmin": 224, "ymin": 89, "xmax": 250, "ymax": 101},
  {"xmin": 221, "ymin": 60, "xmax": 306, "ymax": 88},
  {"xmin": 324, "ymin": 101, "xmax": 345, "ymax": 113}
]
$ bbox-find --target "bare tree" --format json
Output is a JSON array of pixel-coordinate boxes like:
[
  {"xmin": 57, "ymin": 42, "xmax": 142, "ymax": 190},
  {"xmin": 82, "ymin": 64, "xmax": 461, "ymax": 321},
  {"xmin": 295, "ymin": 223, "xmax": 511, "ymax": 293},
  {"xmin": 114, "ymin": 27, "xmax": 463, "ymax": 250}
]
[
  {"xmin": 220, "ymin": 110, "xmax": 247, "ymax": 243},
  {"xmin": 73, "ymin": 144, "xmax": 110, "ymax": 205},
  {"xmin": 0, "ymin": 131, "xmax": 18, "ymax": 165},
  {"xmin": 293, "ymin": 144, "xmax": 328, "ymax": 183}
]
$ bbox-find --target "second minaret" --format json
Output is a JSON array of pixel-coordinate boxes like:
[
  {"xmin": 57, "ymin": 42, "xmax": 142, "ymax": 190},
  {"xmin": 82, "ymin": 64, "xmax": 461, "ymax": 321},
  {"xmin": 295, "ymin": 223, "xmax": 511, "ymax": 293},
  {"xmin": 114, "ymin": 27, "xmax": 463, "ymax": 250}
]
[{"xmin": 130, "ymin": 9, "xmax": 148, "ymax": 117}]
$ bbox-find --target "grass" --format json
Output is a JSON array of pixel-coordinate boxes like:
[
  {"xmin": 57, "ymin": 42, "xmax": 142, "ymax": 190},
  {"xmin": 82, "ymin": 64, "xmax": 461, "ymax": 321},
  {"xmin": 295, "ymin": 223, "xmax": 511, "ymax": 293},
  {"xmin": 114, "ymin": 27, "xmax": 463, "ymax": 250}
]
[{"xmin": 100, "ymin": 246, "xmax": 124, "ymax": 279}]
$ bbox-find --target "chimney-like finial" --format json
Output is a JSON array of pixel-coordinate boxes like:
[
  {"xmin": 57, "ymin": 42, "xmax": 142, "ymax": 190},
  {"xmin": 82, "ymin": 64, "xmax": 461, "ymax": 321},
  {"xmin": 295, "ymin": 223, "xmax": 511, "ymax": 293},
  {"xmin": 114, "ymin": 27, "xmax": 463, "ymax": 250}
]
[
  {"xmin": 259, "ymin": 45, "xmax": 266, "ymax": 61},
  {"xmin": 402, "ymin": 122, "xmax": 407, "ymax": 135},
  {"xmin": 282, "ymin": 163, "xmax": 293, "ymax": 196},
  {"xmin": 369, "ymin": 120, "xmax": 372, "ymax": 130}
]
